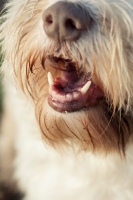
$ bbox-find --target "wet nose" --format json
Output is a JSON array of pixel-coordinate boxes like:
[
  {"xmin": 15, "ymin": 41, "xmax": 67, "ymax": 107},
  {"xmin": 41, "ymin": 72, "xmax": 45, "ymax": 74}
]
[{"xmin": 42, "ymin": 1, "xmax": 91, "ymax": 42}]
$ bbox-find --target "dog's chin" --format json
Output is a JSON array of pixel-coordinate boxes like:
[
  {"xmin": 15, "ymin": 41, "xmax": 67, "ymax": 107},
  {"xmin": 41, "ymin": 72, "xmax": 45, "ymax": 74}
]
[
  {"xmin": 33, "ymin": 56, "xmax": 132, "ymax": 154},
  {"xmin": 36, "ymin": 92, "xmax": 131, "ymax": 154}
]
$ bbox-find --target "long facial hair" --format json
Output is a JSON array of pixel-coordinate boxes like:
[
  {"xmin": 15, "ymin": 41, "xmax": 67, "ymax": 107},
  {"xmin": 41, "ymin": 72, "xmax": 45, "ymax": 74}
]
[{"xmin": 1, "ymin": 0, "xmax": 133, "ymax": 154}]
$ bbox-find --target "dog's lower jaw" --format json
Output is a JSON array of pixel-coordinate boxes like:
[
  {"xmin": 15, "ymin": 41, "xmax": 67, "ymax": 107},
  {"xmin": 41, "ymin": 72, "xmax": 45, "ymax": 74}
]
[{"xmin": 31, "ymin": 60, "xmax": 132, "ymax": 154}]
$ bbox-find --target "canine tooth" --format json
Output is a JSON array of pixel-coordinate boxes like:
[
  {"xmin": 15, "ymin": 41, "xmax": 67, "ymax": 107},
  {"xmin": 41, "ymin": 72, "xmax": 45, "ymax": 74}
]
[
  {"xmin": 81, "ymin": 81, "xmax": 91, "ymax": 94},
  {"xmin": 48, "ymin": 72, "xmax": 54, "ymax": 85}
]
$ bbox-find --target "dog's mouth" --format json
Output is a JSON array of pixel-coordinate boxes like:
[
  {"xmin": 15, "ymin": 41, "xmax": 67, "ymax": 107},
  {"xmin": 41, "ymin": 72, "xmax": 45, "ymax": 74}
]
[{"xmin": 45, "ymin": 56, "xmax": 104, "ymax": 112}]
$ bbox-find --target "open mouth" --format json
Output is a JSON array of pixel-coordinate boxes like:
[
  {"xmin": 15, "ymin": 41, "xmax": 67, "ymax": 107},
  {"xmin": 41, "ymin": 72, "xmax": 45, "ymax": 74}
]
[{"xmin": 45, "ymin": 56, "xmax": 104, "ymax": 112}]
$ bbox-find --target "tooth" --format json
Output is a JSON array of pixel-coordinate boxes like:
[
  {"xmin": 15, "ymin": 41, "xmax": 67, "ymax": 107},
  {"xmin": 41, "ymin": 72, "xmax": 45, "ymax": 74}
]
[
  {"xmin": 48, "ymin": 72, "xmax": 54, "ymax": 86},
  {"xmin": 73, "ymin": 92, "xmax": 80, "ymax": 100},
  {"xmin": 81, "ymin": 81, "xmax": 91, "ymax": 94},
  {"xmin": 66, "ymin": 93, "xmax": 73, "ymax": 101}
]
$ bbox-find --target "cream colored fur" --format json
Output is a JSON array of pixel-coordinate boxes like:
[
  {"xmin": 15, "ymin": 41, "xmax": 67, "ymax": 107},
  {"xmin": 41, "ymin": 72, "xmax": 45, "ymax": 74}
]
[{"xmin": 1, "ymin": 0, "xmax": 133, "ymax": 199}]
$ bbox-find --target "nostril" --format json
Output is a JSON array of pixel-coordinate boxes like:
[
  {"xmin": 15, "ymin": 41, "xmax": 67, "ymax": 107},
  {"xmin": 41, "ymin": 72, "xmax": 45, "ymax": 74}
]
[
  {"xmin": 65, "ymin": 19, "xmax": 76, "ymax": 30},
  {"xmin": 45, "ymin": 15, "xmax": 53, "ymax": 25}
]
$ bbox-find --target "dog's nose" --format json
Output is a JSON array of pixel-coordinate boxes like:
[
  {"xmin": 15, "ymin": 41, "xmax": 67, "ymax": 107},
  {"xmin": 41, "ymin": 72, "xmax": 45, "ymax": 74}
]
[{"xmin": 42, "ymin": 1, "xmax": 91, "ymax": 42}]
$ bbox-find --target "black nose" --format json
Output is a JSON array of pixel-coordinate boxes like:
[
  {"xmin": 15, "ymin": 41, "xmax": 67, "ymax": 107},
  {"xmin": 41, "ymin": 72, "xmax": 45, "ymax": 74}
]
[{"xmin": 42, "ymin": 1, "xmax": 91, "ymax": 42}]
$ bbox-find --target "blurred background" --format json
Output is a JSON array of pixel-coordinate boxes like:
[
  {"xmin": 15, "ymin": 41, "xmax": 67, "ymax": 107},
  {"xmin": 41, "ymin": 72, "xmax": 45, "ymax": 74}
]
[
  {"xmin": 0, "ymin": 0, "xmax": 5, "ymax": 9},
  {"xmin": 0, "ymin": 2, "xmax": 24, "ymax": 200},
  {"xmin": 0, "ymin": 0, "xmax": 5, "ymax": 121}
]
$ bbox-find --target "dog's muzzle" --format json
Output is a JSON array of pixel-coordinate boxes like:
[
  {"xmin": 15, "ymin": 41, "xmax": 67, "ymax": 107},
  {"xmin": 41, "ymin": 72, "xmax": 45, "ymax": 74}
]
[
  {"xmin": 43, "ymin": 1, "xmax": 104, "ymax": 112},
  {"xmin": 42, "ymin": 1, "xmax": 92, "ymax": 42}
]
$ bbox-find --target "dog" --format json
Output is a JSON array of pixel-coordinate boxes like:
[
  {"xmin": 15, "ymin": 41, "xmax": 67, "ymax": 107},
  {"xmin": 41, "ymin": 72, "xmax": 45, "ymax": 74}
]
[{"xmin": 1, "ymin": 0, "xmax": 133, "ymax": 199}]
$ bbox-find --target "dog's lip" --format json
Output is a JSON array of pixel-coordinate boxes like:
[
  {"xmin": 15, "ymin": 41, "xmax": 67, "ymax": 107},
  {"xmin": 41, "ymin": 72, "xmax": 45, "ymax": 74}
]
[{"xmin": 47, "ymin": 71, "xmax": 104, "ymax": 113}]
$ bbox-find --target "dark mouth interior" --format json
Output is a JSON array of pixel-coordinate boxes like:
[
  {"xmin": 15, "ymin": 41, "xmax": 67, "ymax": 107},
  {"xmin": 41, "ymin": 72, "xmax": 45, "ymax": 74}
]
[
  {"xmin": 47, "ymin": 56, "xmax": 79, "ymax": 72},
  {"xmin": 45, "ymin": 56, "xmax": 104, "ymax": 112}
]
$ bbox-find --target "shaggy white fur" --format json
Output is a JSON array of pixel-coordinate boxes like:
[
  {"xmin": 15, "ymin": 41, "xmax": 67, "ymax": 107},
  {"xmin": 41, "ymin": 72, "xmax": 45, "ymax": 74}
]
[{"xmin": 1, "ymin": 0, "xmax": 133, "ymax": 199}]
